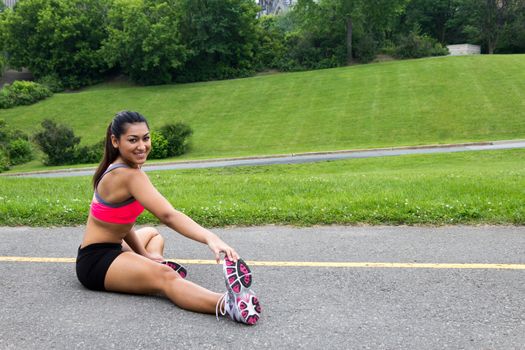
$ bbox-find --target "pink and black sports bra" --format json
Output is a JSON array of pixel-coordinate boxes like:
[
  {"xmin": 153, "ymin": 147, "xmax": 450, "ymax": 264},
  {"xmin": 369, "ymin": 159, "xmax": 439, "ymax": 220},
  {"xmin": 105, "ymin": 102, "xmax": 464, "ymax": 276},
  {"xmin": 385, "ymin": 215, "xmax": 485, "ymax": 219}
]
[{"xmin": 90, "ymin": 163, "xmax": 144, "ymax": 224}]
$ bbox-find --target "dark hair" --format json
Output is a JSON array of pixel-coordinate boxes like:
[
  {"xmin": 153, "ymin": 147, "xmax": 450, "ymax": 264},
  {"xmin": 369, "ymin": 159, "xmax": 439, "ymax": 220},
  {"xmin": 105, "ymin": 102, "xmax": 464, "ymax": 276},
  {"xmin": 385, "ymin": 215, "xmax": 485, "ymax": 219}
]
[{"xmin": 93, "ymin": 111, "xmax": 149, "ymax": 189}]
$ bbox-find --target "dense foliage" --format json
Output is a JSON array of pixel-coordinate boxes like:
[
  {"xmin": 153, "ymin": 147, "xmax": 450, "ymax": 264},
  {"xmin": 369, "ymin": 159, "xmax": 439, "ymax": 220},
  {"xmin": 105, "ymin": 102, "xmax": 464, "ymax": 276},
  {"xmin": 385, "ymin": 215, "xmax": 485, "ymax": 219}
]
[
  {"xmin": 0, "ymin": 53, "xmax": 6, "ymax": 76},
  {"xmin": 33, "ymin": 119, "xmax": 80, "ymax": 166},
  {"xmin": 0, "ymin": 0, "xmax": 523, "ymax": 87},
  {"xmin": 102, "ymin": 0, "xmax": 188, "ymax": 85},
  {"xmin": 0, "ymin": 119, "xmax": 33, "ymax": 171},
  {"xmin": 174, "ymin": 0, "xmax": 260, "ymax": 82},
  {"xmin": 0, "ymin": 0, "xmax": 110, "ymax": 89},
  {"xmin": 159, "ymin": 122, "xmax": 193, "ymax": 157},
  {"xmin": 0, "ymin": 81, "xmax": 53, "ymax": 109}
]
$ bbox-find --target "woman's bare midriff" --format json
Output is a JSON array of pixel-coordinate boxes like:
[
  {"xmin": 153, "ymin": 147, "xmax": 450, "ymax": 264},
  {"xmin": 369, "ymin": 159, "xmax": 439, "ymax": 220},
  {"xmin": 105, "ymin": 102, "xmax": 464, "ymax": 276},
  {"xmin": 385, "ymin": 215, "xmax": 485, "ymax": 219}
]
[{"xmin": 80, "ymin": 215, "xmax": 134, "ymax": 248}]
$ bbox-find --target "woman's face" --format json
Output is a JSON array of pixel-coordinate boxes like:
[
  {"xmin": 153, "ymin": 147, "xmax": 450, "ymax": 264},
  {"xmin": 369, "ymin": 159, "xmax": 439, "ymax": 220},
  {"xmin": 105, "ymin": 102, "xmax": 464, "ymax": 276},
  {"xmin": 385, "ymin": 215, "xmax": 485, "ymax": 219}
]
[{"xmin": 111, "ymin": 122, "xmax": 151, "ymax": 166}]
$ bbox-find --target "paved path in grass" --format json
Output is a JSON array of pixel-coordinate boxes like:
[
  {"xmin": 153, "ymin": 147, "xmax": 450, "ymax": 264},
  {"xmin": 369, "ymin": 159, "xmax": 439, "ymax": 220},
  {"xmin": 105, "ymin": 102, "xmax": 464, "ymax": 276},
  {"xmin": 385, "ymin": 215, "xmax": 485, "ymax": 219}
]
[
  {"xmin": 1, "ymin": 225, "xmax": 524, "ymax": 349},
  {"xmin": 5, "ymin": 139, "xmax": 525, "ymax": 178}
]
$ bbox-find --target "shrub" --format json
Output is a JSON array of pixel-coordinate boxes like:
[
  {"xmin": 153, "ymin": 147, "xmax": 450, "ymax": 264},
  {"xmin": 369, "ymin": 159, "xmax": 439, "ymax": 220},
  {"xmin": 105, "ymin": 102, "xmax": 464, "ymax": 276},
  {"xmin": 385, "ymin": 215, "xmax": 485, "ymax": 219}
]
[
  {"xmin": 33, "ymin": 119, "xmax": 80, "ymax": 166},
  {"xmin": 149, "ymin": 131, "xmax": 169, "ymax": 159},
  {"xmin": 74, "ymin": 139, "xmax": 104, "ymax": 164},
  {"xmin": 7, "ymin": 138, "xmax": 33, "ymax": 165},
  {"xmin": 0, "ymin": 119, "xmax": 7, "ymax": 145},
  {"xmin": 37, "ymin": 74, "xmax": 65, "ymax": 93},
  {"xmin": 355, "ymin": 32, "xmax": 379, "ymax": 64},
  {"xmin": 159, "ymin": 122, "xmax": 193, "ymax": 157},
  {"xmin": 394, "ymin": 31, "xmax": 449, "ymax": 59},
  {"xmin": 0, "ymin": 148, "xmax": 9, "ymax": 172},
  {"xmin": 0, "ymin": 54, "xmax": 6, "ymax": 76},
  {"xmin": 0, "ymin": 81, "xmax": 53, "ymax": 109},
  {"xmin": 0, "ymin": 119, "xmax": 33, "ymax": 169}
]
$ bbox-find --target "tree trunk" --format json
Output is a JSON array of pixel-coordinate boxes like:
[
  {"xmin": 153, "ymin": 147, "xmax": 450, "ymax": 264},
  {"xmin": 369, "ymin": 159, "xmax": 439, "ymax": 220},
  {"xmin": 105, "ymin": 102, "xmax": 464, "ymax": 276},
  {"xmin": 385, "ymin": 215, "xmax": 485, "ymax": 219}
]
[
  {"xmin": 488, "ymin": 40, "xmax": 496, "ymax": 54},
  {"xmin": 346, "ymin": 17, "xmax": 353, "ymax": 63}
]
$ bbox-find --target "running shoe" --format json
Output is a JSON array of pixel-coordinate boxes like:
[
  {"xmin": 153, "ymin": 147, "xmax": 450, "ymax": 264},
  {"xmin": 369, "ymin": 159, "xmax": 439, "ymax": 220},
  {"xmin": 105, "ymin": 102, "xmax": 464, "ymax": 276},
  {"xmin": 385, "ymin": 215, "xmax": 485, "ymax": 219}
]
[
  {"xmin": 161, "ymin": 260, "xmax": 187, "ymax": 279},
  {"xmin": 216, "ymin": 291, "xmax": 261, "ymax": 325},
  {"xmin": 217, "ymin": 257, "xmax": 261, "ymax": 325}
]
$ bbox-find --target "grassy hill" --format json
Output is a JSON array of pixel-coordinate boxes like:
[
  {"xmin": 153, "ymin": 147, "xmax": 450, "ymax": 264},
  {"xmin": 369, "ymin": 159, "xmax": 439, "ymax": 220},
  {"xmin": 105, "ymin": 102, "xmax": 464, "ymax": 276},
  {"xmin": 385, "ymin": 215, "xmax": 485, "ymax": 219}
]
[{"xmin": 1, "ymin": 55, "xmax": 524, "ymax": 161}]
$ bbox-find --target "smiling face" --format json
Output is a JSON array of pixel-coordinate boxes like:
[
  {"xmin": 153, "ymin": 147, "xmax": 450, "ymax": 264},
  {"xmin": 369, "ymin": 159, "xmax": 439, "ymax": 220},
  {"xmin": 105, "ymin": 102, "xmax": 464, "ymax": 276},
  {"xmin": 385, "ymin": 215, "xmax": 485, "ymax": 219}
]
[{"xmin": 111, "ymin": 122, "xmax": 151, "ymax": 167}]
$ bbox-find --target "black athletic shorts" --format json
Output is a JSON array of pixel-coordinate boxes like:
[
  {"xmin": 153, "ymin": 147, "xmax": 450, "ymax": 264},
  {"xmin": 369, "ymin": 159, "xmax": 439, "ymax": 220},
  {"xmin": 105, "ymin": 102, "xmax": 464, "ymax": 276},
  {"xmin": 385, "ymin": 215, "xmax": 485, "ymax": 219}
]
[{"xmin": 76, "ymin": 243, "xmax": 123, "ymax": 291}]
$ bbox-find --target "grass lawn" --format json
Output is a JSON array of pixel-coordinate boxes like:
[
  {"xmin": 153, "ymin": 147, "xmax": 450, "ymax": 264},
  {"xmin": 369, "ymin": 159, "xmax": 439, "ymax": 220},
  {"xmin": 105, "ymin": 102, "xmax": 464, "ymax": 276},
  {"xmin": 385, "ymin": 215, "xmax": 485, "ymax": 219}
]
[
  {"xmin": 1, "ymin": 55, "xmax": 524, "ymax": 169},
  {"xmin": 1, "ymin": 149, "xmax": 523, "ymax": 227}
]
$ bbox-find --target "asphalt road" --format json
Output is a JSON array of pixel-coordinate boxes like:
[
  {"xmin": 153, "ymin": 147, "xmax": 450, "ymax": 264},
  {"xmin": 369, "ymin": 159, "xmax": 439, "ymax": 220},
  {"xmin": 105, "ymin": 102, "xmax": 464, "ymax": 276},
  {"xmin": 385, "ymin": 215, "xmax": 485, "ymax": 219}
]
[
  {"xmin": 6, "ymin": 140, "xmax": 525, "ymax": 178},
  {"xmin": 1, "ymin": 225, "xmax": 524, "ymax": 349}
]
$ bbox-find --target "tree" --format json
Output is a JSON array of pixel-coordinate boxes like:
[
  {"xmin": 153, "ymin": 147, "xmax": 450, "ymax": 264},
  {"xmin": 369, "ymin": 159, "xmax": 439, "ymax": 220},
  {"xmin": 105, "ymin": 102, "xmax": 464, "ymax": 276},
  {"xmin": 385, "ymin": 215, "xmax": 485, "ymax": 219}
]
[
  {"xmin": 0, "ymin": 0, "xmax": 111, "ymax": 89},
  {"xmin": 102, "ymin": 0, "xmax": 189, "ymax": 85},
  {"xmin": 497, "ymin": 0, "xmax": 525, "ymax": 52},
  {"xmin": 401, "ymin": 0, "xmax": 460, "ymax": 44},
  {"xmin": 175, "ymin": 0, "xmax": 260, "ymax": 82},
  {"xmin": 319, "ymin": 0, "xmax": 407, "ymax": 63},
  {"xmin": 460, "ymin": 0, "xmax": 525, "ymax": 54}
]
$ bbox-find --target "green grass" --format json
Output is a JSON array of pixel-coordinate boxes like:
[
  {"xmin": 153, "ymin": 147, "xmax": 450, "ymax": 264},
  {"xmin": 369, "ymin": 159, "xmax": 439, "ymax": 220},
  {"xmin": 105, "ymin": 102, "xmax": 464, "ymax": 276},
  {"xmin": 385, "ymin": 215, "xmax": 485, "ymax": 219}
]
[
  {"xmin": 1, "ymin": 149, "xmax": 523, "ymax": 227},
  {"xmin": 1, "ymin": 55, "xmax": 524, "ymax": 169}
]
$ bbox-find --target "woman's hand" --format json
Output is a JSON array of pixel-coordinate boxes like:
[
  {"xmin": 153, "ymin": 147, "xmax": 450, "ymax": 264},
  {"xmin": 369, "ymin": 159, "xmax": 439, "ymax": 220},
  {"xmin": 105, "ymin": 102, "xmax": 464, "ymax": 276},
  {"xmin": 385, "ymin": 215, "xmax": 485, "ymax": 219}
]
[{"xmin": 206, "ymin": 235, "xmax": 240, "ymax": 264}]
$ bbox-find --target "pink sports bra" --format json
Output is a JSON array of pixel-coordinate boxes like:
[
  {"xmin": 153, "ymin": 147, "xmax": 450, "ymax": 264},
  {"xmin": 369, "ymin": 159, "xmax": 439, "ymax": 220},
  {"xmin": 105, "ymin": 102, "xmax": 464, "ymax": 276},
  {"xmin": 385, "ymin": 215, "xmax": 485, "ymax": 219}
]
[{"xmin": 90, "ymin": 164, "xmax": 144, "ymax": 224}]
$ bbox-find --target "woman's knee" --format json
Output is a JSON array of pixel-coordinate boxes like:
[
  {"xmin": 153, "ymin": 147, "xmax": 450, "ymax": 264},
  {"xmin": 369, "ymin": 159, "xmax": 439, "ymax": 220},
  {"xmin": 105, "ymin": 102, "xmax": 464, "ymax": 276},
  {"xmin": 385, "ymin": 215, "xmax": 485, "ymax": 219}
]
[
  {"xmin": 139, "ymin": 226, "xmax": 160, "ymax": 239},
  {"xmin": 138, "ymin": 227, "xmax": 164, "ymax": 247},
  {"xmin": 157, "ymin": 264, "xmax": 183, "ymax": 286}
]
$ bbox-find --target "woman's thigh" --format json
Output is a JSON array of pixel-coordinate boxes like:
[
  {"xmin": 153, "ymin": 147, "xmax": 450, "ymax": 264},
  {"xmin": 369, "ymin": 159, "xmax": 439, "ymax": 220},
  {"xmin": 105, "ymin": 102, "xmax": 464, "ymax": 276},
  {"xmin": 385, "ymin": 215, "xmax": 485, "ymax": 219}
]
[{"xmin": 104, "ymin": 251, "xmax": 173, "ymax": 294}]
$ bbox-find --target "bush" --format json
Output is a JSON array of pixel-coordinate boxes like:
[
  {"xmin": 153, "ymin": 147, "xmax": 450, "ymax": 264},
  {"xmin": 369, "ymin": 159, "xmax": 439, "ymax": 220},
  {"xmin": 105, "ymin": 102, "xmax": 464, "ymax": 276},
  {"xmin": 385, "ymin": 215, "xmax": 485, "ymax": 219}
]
[
  {"xmin": 394, "ymin": 31, "xmax": 449, "ymax": 59},
  {"xmin": 0, "ymin": 81, "xmax": 53, "ymax": 109},
  {"xmin": 0, "ymin": 119, "xmax": 33, "ymax": 169},
  {"xmin": 74, "ymin": 139, "xmax": 104, "ymax": 164},
  {"xmin": 159, "ymin": 122, "xmax": 193, "ymax": 157},
  {"xmin": 37, "ymin": 75, "xmax": 65, "ymax": 93},
  {"xmin": 355, "ymin": 32, "xmax": 379, "ymax": 64},
  {"xmin": 33, "ymin": 119, "xmax": 80, "ymax": 166},
  {"xmin": 149, "ymin": 131, "xmax": 169, "ymax": 160},
  {"xmin": 0, "ymin": 148, "xmax": 9, "ymax": 172},
  {"xmin": 0, "ymin": 54, "xmax": 6, "ymax": 76},
  {"xmin": 7, "ymin": 138, "xmax": 33, "ymax": 165}
]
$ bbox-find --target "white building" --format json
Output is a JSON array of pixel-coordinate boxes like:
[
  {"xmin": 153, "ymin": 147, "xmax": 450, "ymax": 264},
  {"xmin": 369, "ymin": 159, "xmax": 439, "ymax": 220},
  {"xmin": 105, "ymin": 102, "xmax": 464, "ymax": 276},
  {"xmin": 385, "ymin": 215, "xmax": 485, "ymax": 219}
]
[
  {"xmin": 258, "ymin": 0, "xmax": 296, "ymax": 15},
  {"xmin": 2, "ymin": 0, "xmax": 17, "ymax": 8},
  {"xmin": 447, "ymin": 44, "xmax": 481, "ymax": 56}
]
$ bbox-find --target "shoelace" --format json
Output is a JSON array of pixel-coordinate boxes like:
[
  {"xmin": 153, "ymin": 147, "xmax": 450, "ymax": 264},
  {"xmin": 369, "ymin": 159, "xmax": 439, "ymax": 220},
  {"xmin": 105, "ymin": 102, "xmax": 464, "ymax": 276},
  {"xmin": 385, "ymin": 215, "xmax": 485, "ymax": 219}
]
[{"xmin": 215, "ymin": 292, "xmax": 228, "ymax": 321}]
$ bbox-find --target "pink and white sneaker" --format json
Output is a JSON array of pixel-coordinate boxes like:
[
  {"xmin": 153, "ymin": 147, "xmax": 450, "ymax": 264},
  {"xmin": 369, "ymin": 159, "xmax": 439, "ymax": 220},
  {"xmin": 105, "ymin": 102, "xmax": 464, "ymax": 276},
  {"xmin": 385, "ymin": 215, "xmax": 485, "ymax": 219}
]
[
  {"xmin": 216, "ymin": 258, "xmax": 261, "ymax": 325},
  {"xmin": 161, "ymin": 260, "xmax": 187, "ymax": 279}
]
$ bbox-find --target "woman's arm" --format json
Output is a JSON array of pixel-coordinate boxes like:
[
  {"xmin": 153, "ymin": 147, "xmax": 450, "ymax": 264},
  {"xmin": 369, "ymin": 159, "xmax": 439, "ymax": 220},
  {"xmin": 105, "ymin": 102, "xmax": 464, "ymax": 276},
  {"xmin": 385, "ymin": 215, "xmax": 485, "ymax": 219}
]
[{"xmin": 125, "ymin": 169, "xmax": 239, "ymax": 262}]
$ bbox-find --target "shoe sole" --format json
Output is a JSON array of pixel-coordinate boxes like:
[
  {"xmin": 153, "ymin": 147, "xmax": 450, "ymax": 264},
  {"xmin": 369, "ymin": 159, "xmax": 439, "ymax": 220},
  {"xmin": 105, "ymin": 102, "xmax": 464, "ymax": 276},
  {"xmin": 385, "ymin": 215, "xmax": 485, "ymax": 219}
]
[
  {"xmin": 161, "ymin": 260, "xmax": 187, "ymax": 279},
  {"xmin": 224, "ymin": 258, "xmax": 261, "ymax": 325},
  {"xmin": 223, "ymin": 258, "xmax": 252, "ymax": 294},
  {"xmin": 238, "ymin": 294, "xmax": 261, "ymax": 325}
]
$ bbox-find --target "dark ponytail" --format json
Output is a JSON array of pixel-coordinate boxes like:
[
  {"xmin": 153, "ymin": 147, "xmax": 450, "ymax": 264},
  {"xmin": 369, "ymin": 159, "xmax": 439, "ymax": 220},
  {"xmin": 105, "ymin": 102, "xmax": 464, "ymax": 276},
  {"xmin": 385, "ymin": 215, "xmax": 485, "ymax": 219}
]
[{"xmin": 93, "ymin": 111, "xmax": 149, "ymax": 189}]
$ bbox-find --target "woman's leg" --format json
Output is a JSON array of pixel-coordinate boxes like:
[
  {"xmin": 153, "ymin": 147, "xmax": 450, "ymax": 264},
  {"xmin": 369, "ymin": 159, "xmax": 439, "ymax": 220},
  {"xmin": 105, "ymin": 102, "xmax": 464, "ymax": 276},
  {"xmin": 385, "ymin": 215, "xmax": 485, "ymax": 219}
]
[
  {"xmin": 122, "ymin": 227, "xmax": 165, "ymax": 256},
  {"xmin": 104, "ymin": 252, "xmax": 222, "ymax": 313}
]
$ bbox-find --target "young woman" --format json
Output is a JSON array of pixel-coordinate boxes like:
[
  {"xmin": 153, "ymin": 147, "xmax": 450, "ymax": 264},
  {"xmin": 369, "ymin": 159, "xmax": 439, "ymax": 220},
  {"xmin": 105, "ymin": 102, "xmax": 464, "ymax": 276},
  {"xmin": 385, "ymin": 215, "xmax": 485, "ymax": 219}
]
[{"xmin": 76, "ymin": 111, "xmax": 261, "ymax": 325}]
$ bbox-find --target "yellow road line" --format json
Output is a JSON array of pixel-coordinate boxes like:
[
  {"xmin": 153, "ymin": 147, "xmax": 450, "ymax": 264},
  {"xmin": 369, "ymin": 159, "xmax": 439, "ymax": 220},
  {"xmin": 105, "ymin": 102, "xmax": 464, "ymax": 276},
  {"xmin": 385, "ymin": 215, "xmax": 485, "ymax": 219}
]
[{"xmin": 1, "ymin": 256, "xmax": 524, "ymax": 270}]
